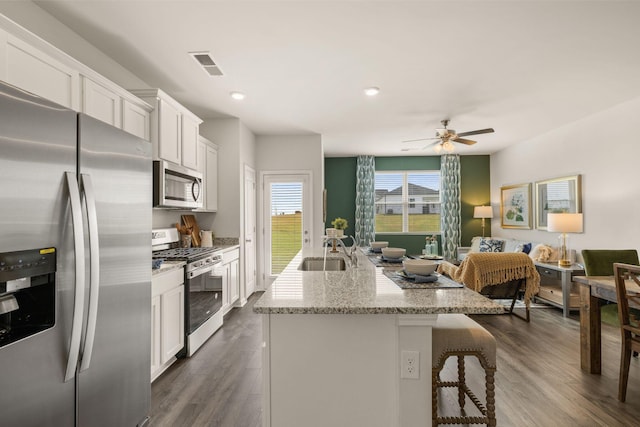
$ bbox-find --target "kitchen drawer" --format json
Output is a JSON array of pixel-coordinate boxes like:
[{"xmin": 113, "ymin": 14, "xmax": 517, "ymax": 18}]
[
  {"xmin": 152, "ymin": 267, "xmax": 184, "ymax": 297},
  {"xmin": 223, "ymin": 248, "xmax": 240, "ymax": 264}
]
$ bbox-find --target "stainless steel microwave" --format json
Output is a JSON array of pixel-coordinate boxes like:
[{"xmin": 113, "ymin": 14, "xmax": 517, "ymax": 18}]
[{"xmin": 153, "ymin": 160, "xmax": 203, "ymax": 209}]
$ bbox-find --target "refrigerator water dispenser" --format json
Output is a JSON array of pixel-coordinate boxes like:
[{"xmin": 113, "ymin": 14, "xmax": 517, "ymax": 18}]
[{"xmin": 0, "ymin": 248, "xmax": 56, "ymax": 348}]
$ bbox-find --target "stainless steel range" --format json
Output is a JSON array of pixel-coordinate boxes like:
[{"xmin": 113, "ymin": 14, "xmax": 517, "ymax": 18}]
[{"xmin": 152, "ymin": 229, "xmax": 223, "ymax": 357}]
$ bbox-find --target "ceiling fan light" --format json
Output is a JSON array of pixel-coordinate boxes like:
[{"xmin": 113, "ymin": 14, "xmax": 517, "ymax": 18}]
[
  {"xmin": 433, "ymin": 144, "xmax": 443, "ymax": 154},
  {"xmin": 443, "ymin": 140, "xmax": 455, "ymax": 153}
]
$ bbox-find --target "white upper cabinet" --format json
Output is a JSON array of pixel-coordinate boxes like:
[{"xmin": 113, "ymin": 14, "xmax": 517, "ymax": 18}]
[
  {"xmin": 0, "ymin": 20, "xmax": 152, "ymax": 140},
  {"xmin": 2, "ymin": 33, "xmax": 79, "ymax": 110},
  {"xmin": 158, "ymin": 98, "xmax": 182, "ymax": 165},
  {"xmin": 205, "ymin": 143, "xmax": 218, "ymax": 211},
  {"xmin": 131, "ymin": 89, "xmax": 202, "ymax": 168},
  {"xmin": 81, "ymin": 75, "xmax": 122, "ymax": 128},
  {"xmin": 196, "ymin": 136, "xmax": 218, "ymax": 212},
  {"xmin": 181, "ymin": 114, "xmax": 199, "ymax": 170},
  {"xmin": 122, "ymin": 98, "xmax": 151, "ymax": 141}
]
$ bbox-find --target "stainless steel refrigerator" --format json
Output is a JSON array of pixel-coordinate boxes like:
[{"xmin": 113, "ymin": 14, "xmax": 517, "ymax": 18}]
[{"xmin": 0, "ymin": 81, "xmax": 152, "ymax": 426}]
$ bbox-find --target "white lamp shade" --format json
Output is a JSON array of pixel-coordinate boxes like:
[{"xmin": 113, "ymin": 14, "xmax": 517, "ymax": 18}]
[
  {"xmin": 473, "ymin": 206, "xmax": 493, "ymax": 219},
  {"xmin": 547, "ymin": 213, "xmax": 583, "ymax": 233}
]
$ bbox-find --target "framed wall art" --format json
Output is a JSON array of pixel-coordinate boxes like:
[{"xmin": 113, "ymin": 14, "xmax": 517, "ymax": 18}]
[
  {"xmin": 535, "ymin": 175, "xmax": 582, "ymax": 230},
  {"xmin": 500, "ymin": 183, "xmax": 532, "ymax": 229}
]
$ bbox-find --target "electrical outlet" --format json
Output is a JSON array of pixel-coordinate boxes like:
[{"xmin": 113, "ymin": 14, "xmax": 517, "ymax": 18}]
[{"xmin": 401, "ymin": 350, "xmax": 420, "ymax": 379}]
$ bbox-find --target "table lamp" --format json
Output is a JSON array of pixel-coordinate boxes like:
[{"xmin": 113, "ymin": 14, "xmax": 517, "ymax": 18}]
[
  {"xmin": 474, "ymin": 205, "xmax": 493, "ymax": 238},
  {"xmin": 547, "ymin": 213, "xmax": 583, "ymax": 267}
]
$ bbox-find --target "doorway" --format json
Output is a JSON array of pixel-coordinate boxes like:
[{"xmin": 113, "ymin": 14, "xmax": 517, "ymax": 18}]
[
  {"xmin": 244, "ymin": 165, "xmax": 257, "ymax": 296},
  {"xmin": 262, "ymin": 172, "xmax": 312, "ymax": 288}
]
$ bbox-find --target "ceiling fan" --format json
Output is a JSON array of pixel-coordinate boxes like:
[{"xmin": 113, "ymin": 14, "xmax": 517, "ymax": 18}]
[{"xmin": 402, "ymin": 119, "xmax": 494, "ymax": 153}]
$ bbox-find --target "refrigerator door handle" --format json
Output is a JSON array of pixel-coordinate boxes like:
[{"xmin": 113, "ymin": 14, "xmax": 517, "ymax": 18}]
[
  {"xmin": 64, "ymin": 172, "xmax": 86, "ymax": 382},
  {"xmin": 79, "ymin": 174, "xmax": 100, "ymax": 372}
]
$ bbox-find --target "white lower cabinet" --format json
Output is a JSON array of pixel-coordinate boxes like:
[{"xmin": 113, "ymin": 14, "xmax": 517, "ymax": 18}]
[
  {"xmin": 150, "ymin": 295, "xmax": 161, "ymax": 377},
  {"xmin": 151, "ymin": 267, "xmax": 185, "ymax": 382},
  {"xmin": 229, "ymin": 257, "xmax": 240, "ymax": 305},
  {"xmin": 219, "ymin": 248, "xmax": 240, "ymax": 314}
]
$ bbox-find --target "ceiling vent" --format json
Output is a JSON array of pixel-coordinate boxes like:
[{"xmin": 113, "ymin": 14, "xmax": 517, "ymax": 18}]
[{"xmin": 189, "ymin": 51, "xmax": 224, "ymax": 77}]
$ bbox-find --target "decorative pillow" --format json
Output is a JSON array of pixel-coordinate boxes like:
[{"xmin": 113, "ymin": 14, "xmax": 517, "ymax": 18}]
[
  {"xmin": 479, "ymin": 238, "xmax": 505, "ymax": 253},
  {"xmin": 514, "ymin": 242, "xmax": 532, "ymax": 254},
  {"xmin": 529, "ymin": 244, "xmax": 557, "ymax": 262}
]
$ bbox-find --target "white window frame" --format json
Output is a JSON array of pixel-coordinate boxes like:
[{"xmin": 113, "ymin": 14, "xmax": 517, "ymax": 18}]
[{"xmin": 374, "ymin": 170, "xmax": 441, "ymax": 235}]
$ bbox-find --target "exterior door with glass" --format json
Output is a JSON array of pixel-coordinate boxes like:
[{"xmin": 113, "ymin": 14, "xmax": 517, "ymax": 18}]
[{"xmin": 263, "ymin": 173, "xmax": 312, "ymax": 288}]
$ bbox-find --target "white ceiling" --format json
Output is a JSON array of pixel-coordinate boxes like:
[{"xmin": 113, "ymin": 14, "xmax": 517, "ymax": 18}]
[{"xmin": 33, "ymin": 1, "xmax": 640, "ymax": 157}]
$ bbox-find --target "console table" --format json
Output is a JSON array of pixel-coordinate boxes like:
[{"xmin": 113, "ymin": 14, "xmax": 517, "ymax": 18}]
[{"xmin": 534, "ymin": 262, "xmax": 585, "ymax": 317}]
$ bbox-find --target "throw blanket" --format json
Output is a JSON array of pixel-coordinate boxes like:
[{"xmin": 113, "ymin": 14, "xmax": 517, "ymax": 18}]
[{"xmin": 437, "ymin": 252, "xmax": 540, "ymax": 307}]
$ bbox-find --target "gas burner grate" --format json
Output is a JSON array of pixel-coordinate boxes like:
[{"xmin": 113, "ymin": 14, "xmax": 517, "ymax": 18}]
[{"xmin": 152, "ymin": 247, "xmax": 221, "ymax": 261}]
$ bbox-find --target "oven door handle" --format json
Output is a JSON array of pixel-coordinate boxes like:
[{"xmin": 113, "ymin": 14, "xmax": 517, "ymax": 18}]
[{"xmin": 187, "ymin": 261, "xmax": 221, "ymax": 279}]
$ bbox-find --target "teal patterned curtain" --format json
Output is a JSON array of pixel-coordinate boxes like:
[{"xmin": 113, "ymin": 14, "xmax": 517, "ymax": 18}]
[
  {"xmin": 355, "ymin": 155, "xmax": 376, "ymax": 246},
  {"xmin": 440, "ymin": 154, "xmax": 461, "ymax": 259}
]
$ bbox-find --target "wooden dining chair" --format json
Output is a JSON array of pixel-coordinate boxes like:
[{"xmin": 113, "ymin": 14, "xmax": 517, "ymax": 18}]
[{"xmin": 613, "ymin": 263, "xmax": 640, "ymax": 402}]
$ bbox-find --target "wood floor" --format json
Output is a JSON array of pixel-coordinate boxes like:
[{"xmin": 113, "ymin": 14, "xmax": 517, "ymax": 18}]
[{"xmin": 150, "ymin": 295, "xmax": 640, "ymax": 426}]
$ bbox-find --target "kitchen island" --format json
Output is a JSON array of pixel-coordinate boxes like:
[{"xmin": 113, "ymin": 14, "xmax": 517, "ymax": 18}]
[{"xmin": 254, "ymin": 248, "xmax": 503, "ymax": 427}]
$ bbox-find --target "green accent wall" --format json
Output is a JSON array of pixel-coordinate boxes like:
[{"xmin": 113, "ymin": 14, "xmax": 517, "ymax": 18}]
[
  {"xmin": 324, "ymin": 155, "xmax": 490, "ymax": 253},
  {"xmin": 324, "ymin": 157, "xmax": 357, "ymax": 245},
  {"xmin": 460, "ymin": 156, "xmax": 491, "ymax": 246}
]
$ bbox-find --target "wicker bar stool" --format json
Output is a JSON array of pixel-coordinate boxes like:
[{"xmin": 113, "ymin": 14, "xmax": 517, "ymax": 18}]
[{"xmin": 432, "ymin": 314, "xmax": 497, "ymax": 427}]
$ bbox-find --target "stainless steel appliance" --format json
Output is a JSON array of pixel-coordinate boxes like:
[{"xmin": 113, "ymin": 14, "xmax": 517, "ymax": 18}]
[
  {"xmin": 152, "ymin": 229, "xmax": 223, "ymax": 356},
  {"xmin": 0, "ymin": 81, "xmax": 152, "ymax": 427},
  {"xmin": 153, "ymin": 160, "xmax": 203, "ymax": 209}
]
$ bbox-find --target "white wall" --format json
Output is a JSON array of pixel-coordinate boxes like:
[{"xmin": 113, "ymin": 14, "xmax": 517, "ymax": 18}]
[
  {"xmin": 200, "ymin": 118, "xmax": 242, "ymax": 237},
  {"xmin": 490, "ymin": 96, "xmax": 640, "ymax": 258},
  {"xmin": 0, "ymin": 2, "xmax": 148, "ymax": 89},
  {"xmin": 255, "ymin": 134, "xmax": 324, "ymax": 289},
  {"xmin": 256, "ymin": 134, "xmax": 324, "ymax": 243}
]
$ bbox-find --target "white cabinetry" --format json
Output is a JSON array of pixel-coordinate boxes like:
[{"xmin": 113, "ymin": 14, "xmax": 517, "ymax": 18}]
[
  {"xmin": 150, "ymin": 294, "xmax": 161, "ymax": 377},
  {"xmin": 130, "ymin": 89, "xmax": 202, "ymax": 167},
  {"xmin": 1, "ymin": 32, "xmax": 79, "ymax": 109},
  {"xmin": 81, "ymin": 75, "xmax": 121, "ymax": 128},
  {"xmin": 151, "ymin": 267, "xmax": 185, "ymax": 382},
  {"xmin": 181, "ymin": 114, "xmax": 199, "ymax": 170},
  {"xmin": 196, "ymin": 136, "xmax": 218, "ymax": 212},
  {"xmin": 221, "ymin": 248, "xmax": 240, "ymax": 314},
  {"xmin": 0, "ymin": 18, "xmax": 152, "ymax": 140},
  {"xmin": 122, "ymin": 98, "xmax": 151, "ymax": 140},
  {"xmin": 158, "ymin": 98, "xmax": 181, "ymax": 164},
  {"xmin": 81, "ymin": 74, "xmax": 152, "ymax": 141}
]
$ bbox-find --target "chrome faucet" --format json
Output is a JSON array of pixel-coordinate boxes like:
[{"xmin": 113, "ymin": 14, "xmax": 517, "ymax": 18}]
[
  {"xmin": 322, "ymin": 235, "xmax": 358, "ymax": 268},
  {"xmin": 346, "ymin": 235, "xmax": 359, "ymax": 268}
]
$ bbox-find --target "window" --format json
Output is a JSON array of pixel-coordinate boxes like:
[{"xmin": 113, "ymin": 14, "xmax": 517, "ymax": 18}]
[{"xmin": 374, "ymin": 171, "xmax": 441, "ymax": 233}]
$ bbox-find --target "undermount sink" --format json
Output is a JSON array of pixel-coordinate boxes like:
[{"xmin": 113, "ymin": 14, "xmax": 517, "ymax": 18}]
[{"xmin": 298, "ymin": 257, "xmax": 347, "ymax": 271}]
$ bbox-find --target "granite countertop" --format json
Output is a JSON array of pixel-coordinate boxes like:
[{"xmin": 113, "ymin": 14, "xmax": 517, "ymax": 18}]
[
  {"xmin": 253, "ymin": 248, "xmax": 504, "ymax": 315},
  {"xmin": 216, "ymin": 244, "xmax": 240, "ymax": 252},
  {"xmin": 152, "ymin": 260, "xmax": 185, "ymax": 277}
]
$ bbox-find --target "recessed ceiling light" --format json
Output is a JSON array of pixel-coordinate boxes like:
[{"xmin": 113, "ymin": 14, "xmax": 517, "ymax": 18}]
[
  {"xmin": 230, "ymin": 91, "xmax": 245, "ymax": 100},
  {"xmin": 364, "ymin": 87, "xmax": 380, "ymax": 96}
]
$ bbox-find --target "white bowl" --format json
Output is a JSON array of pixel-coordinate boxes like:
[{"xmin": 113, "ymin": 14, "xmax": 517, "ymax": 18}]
[
  {"xmin": 370, "ymin": 242, "xmax": 389, "ymax": 253},
  {"xmin": 381, "ymin": 247, "xmax": 406, "ymax": 259},
  {"xmin": 370, "ymin": 241, "xmax": 389, "ymax": 250},
  {"xmin": 403, "ymin": 259, "xmax": 437, "ymax": 276}
]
